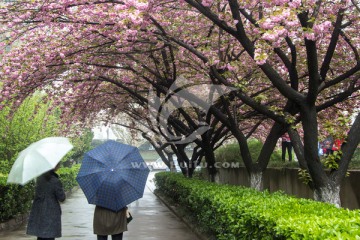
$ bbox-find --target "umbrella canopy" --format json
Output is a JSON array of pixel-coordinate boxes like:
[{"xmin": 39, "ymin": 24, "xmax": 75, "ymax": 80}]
[
  {"xmin": 76, "ymin": 140, "xmax": 150, "ymax": 211},
  {"xmin": 7, "ymin": 137, "xmax": 73, "ymax": 185}
]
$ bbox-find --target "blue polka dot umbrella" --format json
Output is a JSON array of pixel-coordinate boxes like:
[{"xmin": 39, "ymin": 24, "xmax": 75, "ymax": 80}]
[{"xmin": 76, "ymin": 140, "xmax": 150, "ymax": 211}]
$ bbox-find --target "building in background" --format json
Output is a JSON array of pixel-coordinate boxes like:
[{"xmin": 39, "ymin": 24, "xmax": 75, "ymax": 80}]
[{"xmin": 92, "ymin": 125, "xmax": 117, "ymax": 141}]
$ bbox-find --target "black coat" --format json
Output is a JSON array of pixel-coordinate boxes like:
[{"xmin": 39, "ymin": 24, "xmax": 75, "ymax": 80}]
[{"xmin": 26, "ymin": 171, "xmax": 66, "ymax": 238}]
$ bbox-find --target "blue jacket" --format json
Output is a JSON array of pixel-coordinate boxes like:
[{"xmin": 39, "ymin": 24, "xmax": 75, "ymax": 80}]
[{"xmin": 26, "ymin": 171, "xmax": 66, "ymax": 238}]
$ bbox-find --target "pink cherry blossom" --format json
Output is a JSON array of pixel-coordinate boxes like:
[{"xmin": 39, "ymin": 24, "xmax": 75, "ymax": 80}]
[{"xmin": 202, "ymin": 0, "xmax": 213, "ymax": 7}]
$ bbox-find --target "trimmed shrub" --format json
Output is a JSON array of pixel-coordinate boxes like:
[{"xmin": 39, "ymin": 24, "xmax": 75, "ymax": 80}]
[
  {"xmin": 349, "ymin": 148, "xmax": 360, "ymax": 168},
  {"xmin": 0, "ymin": 174, "xmax": 34, "ymax": 222},
  {"xmin": 215, "ymin": 139, "xmax": 282, "ymax": 166},
  {"xmin": 57, "ymin": 164, "xmax": 81, "ymax": 192},
  {"xmin": 155, "ymin": 172, "xmax": 360, "ymax": 239}
]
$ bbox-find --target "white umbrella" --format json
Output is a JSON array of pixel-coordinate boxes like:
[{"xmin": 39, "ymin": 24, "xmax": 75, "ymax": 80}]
[{"xmin": 7, "ymin": 137, "xmax": 73, "ymax": 185}]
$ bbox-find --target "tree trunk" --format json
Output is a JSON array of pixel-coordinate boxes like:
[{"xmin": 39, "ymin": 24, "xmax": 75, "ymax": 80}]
[
  {"xmin": 201, "ymin": 135, "xmax": 217, "ymax": 182},
  {"xmin": 313, "ymin": 181, "xmax": 341, "ymax": 207},
  {"xmin": 300, "ymin": 106, "xmax": 329, "ymax": 193},
  {"xmin": 249, "ymin": 171, "xmax": 263, "ymax": 191},
  {"xmin": 208, "ymin": 169, "xmax": 216, "ymax": 182}
]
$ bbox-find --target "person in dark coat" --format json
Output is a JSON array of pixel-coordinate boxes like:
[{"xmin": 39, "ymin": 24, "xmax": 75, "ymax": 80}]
[
  {"xmin": 93, "ymin": 205, "xmax": 128, "ymax": 240},
  {"xmin": 281, "ymin": 132, "xmax": 292, "ymax": 162},
  {"xmin": 26, "ymin": 163, "xmax": 66, "ymax": 240}
]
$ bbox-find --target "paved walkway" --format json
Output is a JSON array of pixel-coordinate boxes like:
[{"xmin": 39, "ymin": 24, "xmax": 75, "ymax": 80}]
[{"xmin": 0, "ymin": 172, "xmax": 200, "ymax": 240}]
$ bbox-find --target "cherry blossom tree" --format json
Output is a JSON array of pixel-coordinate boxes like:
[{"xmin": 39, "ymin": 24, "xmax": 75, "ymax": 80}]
[
  {"xmin": 0, "ymin": 0, "xmax": 359, "ymax": 206},
  {"xmin": 151, "ymin": 0, "xmax": 360, "ymax": 205},
  {"xmin": 0, "ymin": 0, "xmax": 267, "ymax": 181}
]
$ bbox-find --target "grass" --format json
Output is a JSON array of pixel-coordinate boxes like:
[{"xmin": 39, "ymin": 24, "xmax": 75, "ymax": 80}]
[
  {"xmin": 347, "ymin": 148, "xmax": 360, "ymax": 169},
  {"xmin": 140, "ymin": 150, "xmax": 160, "ymax": 162},
  {"xmin": 215, "ymin": 140, "xmax": 360, "ymax": 169},
  {"xmin": 140, "ymin": 150, "xmax": 194, "ymax": 162},
  {"xmin": 141, "ymin": 145, "xmax": 360, "ymax": 169},
  {"xmin": 273, "ymin": 148, "xmax": 360, "ymax": 169}
]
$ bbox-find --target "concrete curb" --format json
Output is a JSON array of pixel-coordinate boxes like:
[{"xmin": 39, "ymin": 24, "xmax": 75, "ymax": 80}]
[{"xmin": 0, "ymin": 213, "xmax": 29, "ymax": 232}]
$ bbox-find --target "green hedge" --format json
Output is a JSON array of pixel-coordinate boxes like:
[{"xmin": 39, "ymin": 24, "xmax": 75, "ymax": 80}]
[
  {"xmin": 0, "ymin": 174, "xmax": 34, "ymax": 222},
  {"xmin": 215, "ymin": 139, "xmax": 282, "ymax": 165},
  {"xmin": 57, "ymin": 164, "xmax": 81, "ymax": 192},
  {"xmin": 155, "ymin": 172, "xmax": 360, "ymax": 239},
  {"xmin": 0, "ymin": 164, "xmax": 80, "ymax": 222}
]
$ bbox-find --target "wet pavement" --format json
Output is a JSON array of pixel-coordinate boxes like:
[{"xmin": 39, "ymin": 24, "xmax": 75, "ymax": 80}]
[{"xmin": 0, "ymin": 172, "xmax": 200, "ymax": 240}]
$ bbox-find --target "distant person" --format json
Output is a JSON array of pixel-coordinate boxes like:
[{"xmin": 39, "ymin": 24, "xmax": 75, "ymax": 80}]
[
  {"xmin": 333, "ymin": 139, "xmax": 344, "ymax": 152},
  {"xmin": 324, "ymin": 136, "xmax": 334, "ymax": 155},
  {"xmin": 26, "ymin": 163, "xmax": 66, "ymax": 240},
  {"xmin": 93, "ymin": 206, "xmax": 128, "ymax": 240},
  {"xmin": 281, "ymin": 132, "xmax": 292, "ymax": 162},
  {"xmin": 318, "ymin": 141, "xmax": 324, "ymax": 156}
]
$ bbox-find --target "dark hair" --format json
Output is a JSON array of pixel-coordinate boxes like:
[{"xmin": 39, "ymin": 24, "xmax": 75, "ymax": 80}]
[{"xmin": 43, "ymin": 170, "xmax": 55, "ymax": 181}]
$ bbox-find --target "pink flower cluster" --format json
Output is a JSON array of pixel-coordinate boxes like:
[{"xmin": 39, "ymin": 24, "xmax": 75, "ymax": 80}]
[{"xmin": 202, "ymin": 0, "xmax": 213, "ymax": 7}]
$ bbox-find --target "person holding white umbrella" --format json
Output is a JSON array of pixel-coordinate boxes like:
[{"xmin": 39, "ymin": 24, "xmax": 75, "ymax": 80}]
[
  {"xmin": 7, "ymin": 137, "xmax": 73, "ymax": 240},
  {"xmin": 26, "ymin": 162, "xmax": 66, "ymax": 240}
]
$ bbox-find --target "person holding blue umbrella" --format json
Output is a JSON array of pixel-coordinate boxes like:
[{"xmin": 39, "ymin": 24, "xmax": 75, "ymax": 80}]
[
  {"xmin": 93, "ymin": 205, "xmax": 128, "ymax": 240},
  {"xmin": 76, "ymin": 140, "xmax": 150, "ymax": 240}
]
